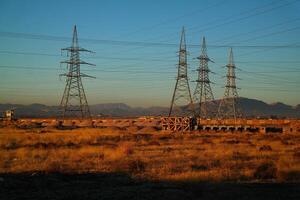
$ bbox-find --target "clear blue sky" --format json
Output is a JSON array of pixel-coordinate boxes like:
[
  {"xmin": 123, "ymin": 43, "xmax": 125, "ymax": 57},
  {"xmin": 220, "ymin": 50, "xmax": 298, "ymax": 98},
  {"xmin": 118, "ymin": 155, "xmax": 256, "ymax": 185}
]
[{"xmin": 0, "ymin": 0, "xmax": 299, "ymax": 107}]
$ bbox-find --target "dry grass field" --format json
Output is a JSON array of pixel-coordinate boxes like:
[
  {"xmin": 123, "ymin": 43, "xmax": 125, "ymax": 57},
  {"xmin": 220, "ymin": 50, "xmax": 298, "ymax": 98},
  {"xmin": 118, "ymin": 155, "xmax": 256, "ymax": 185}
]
[{"xmin": 1, "ymin": 125, "xmax": 300, "ymax": 199}]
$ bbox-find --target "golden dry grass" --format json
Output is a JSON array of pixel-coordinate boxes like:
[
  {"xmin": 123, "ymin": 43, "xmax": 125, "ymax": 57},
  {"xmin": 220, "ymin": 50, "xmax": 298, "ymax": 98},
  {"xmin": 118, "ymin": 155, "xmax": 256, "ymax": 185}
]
[{"xmin": 0, "ymin": 127, "xmax": 300, "ymax": 182}]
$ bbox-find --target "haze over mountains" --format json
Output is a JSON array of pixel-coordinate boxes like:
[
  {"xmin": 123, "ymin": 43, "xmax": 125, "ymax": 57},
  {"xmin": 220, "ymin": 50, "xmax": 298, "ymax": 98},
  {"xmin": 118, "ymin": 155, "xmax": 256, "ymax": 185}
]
[{"xmin": 0, "ymin": 97, "xmax": 299, "ymax": 118}]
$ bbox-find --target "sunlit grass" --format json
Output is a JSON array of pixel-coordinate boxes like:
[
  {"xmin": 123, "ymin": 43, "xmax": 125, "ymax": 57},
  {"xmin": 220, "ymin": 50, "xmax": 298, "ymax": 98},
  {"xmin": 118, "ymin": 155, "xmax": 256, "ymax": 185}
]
[{"xmin": 0, "ymin": 127, "xmax": 300, "ymax": 182}]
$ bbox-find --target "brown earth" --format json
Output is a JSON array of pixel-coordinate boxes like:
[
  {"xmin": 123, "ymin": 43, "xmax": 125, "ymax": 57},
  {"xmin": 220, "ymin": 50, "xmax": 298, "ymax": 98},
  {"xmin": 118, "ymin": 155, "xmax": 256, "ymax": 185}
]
[{"xmin": 0, "ymin": 126, "xmax": 300, "ymax": 199}]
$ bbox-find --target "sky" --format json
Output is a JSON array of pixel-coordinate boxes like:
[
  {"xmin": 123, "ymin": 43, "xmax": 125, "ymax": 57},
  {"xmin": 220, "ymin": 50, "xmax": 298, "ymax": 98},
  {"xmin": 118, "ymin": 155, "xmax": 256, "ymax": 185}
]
[{"xmin": 0, "ymin": 0, "xmax": 299, "ymax": 107}]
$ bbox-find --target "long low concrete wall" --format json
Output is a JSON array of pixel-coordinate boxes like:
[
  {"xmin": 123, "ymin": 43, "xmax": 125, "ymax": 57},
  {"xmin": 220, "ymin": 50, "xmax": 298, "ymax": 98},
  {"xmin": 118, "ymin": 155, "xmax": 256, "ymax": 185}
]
[
  {"xmin": 198, "ymin": 119, "xmax": 300, "ymax": 133},
  {"xmin": 161, "ymin": 117, "xmax": 300, "ymax": 133}
]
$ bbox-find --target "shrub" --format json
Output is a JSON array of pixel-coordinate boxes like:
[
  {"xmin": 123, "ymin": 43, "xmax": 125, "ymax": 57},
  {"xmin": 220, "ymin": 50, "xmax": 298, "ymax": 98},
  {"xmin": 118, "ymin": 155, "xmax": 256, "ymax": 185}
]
[
  {"xmin": 232, "ymin": 151, "xmax": 252, "ymax": 161},
  {"xmin": 281, "ymin": 139, "xmax": 295, "ymax": 145},
  {"xmin": 123, "ymin": 145, "xmax": 134, "ymax": 156},
  {"xmin": 253, "ymin": 161, "xmax": 277, "ymax": 180},
  {"xmin": 278, "ymin": 170, "xmax": 300, "ymax": 182},
  {"xmin": 47, "ymin": 161, "xmax": 63, "ymax": 173},
  {"xmin": 163, "ymin": 147, "xmax": 172, "ymax": 153},
  {"xmin": 148, "ymin": 140, "xmax": 160, "ymax": 146},
  {"xmin": 127, "ymin": 159, "xmax": 146, "ymax": 173},
  {"xmin": 210, "ymin": 159, "xmax": 221, "ymax": 168},
  {"xmin": 224, "ymin": 139, "xmax": 239, "ymax": 144},
  {"xmin": 259, "ymin": 145, "xmax": 272, "ymax": 151},
  {"xmin": 201, "ymin": 138, "xmax": 213, "ymax": 144},
  {"xmin": 5, "ymin": 139, "xmax": 19, "ymax": 150},
  {"xmin": 191, "ymin": 164, "xmax": 208, "ymax": 171},
  {"xmin": 293, "ymin": 151, "xmax": 300, "ymax": 159}
]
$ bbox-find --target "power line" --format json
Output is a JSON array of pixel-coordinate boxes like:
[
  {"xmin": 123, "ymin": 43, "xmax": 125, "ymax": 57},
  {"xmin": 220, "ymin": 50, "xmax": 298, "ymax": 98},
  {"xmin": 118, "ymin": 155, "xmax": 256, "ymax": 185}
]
[
  {"xmin": 240, "ymin": 70, "xmax": 300, "ymax": 85},
  {"xmin": 0, "ymin": 65, "xmax": 175, "ymax": 74},
  {"xmin": 97, "ymin": 0, "xmax": 300, "ymax": 66},
  {"xmin": 113, "ymin": 0, "xmax": 227, "ymax": 39},
  {"xmin": 156, "ymin": 0, "xmax": 298, "ymax": 43},
  {"xmin": 2, "ymin": 50, "xmax": 300, "ymax": 65},
  {"xmin": 236, "ymin": 42, "xmax": 300, "ymax": 57},
  {"xmin": 228, "ymin": 26, "xmax": 300, "ymax": 46},
  {"xmin": 189, "ymin": 0, "xmax": 299, "ymax": 36},
  {"xmin": 1, "ymin": 64, "xmax": 300, "ymax": 78},
  {"xmin": 211, "ymin": 17, "xmax": 300, "ymax": 44},
  {"xmin": 1, "ymin": 31, "xmax": 300, "ymax": 48},
  {"xmin": 0, "ymin": 50, "xmax": 176, "ymax": 62}
]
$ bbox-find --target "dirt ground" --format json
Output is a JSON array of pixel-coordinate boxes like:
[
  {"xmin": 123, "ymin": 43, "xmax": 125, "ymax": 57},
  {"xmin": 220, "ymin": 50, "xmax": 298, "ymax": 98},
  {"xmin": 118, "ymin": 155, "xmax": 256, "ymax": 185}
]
[{"xmin": 0, "ymin": 126, "xmax": 300, "ymax": 199}]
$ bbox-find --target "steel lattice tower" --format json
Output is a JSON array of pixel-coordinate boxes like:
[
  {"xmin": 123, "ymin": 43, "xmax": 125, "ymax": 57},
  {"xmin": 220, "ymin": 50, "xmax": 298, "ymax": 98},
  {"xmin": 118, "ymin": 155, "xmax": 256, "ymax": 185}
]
[
  {"xmin": 193, "ymin": 37, "xmax": 215, "ymax": 118},
  {"xmin": 169, "ymin": 27, "xmax": 195, "ymax": 117},
  {"xmin": 60, "ymin": 25, "xmax": 95, "ymax": 119},
  {"xmin": 217, "ymin": 48, "xmax": 241, "ymax": 120}
]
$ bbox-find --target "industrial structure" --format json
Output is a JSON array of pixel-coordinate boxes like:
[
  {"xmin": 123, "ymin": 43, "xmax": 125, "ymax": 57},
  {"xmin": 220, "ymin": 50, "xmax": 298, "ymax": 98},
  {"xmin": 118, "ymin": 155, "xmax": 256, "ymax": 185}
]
[
  {"xmin": 1, "ymin": 26, "xmax": 298, "ymax": 134},
  {"xmin": 193, "ymin": 37, "xmax": 215, "ymax": 118},
  {"xmin": 8, "ymin": 118, "xmax": 300, "ymax": 135},
  {"xmin": 60, "ymin": 25, "xmax": 95, "ymax": 119},
  {"xmin": 168, "ymin": 27, "xmax": 195, "ymax": 117},
  {"xmin": 217, "ymin": 48, "xmax": 242, "ymax": 120},
  {"xmin": 163, "ymin": 31, "xmax": 243, "ymax": 131},
  {"xmin": 2, "ymin": 110, "xmax": 15, "ymax": 121}
]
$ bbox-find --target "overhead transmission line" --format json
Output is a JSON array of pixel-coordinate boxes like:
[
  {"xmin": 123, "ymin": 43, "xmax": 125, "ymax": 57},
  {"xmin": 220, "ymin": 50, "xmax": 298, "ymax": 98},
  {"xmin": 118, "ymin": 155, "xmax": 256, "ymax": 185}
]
[
  {"xmin": 227, "ymin": 26, "xmax": 300, "ymax": 46},
  {"xmin": 153, "ymin": 0, "xmax": 298, "ymax": 43},
  {"xmin": 112, "ymin": 0, "xmax": 227, "ymax": 39},
  {"xmin": 0, "ymin": 64, "xmax": 299, "ymax": 85},
  {"xmin": 211, "ymin": 17, "xmax": 300, "ymax": 44},
  {"xmin": 1, "ymin": 50, "xmax": 300, "ymax": 66},
  {"xmin": 1, "ymin": 31, "xmax": 299, "ymax": 48},
  {"xmin": 0, "ymin": 65, "xmax": 175, "ymax": 74},
  {"xmin": 99, "ymin": 0, "xmax": 300, "ymax": 68},
  {"xmin": 189, "ymin": 0, "xmax": 299, "ymax": 36}
]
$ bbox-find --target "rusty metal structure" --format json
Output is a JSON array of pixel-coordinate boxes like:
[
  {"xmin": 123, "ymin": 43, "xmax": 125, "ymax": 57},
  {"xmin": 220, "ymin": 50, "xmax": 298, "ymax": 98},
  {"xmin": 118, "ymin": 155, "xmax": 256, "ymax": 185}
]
[
  {"xmin": 217, "ymin": 48, "xmax": 242, "ymax": 120},
  {"xmin": 193, "ymin": 36, "xmax": 215, "ymax": 118},
  {"xmin": 161, "ymin": 117, "xmax": 197, "ymax": 132},
  {"xmin": 168, "ymin": 27, "xmax": 195, "ymax": 117},
  {"xmin": 60, "ymin": 25, "xmax": 95, "ymax": 119}
]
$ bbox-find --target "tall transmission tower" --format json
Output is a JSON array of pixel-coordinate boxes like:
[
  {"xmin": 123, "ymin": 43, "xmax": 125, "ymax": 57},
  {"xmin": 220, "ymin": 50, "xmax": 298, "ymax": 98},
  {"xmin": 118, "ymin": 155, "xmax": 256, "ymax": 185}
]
[
  {"xmin": 169, "ymin": 27, "xmax": 195, "ymax": 117},
  {"xmin": 60, "ymin": 25, "xmax": 95, "ymax": 119},
  {"xmin": 217, "ymin": 48, "xmax": 241, "ymax": 120},
  {"xmin": 193, "ymin": 36, "xmax": 215, "ymax": 118}
]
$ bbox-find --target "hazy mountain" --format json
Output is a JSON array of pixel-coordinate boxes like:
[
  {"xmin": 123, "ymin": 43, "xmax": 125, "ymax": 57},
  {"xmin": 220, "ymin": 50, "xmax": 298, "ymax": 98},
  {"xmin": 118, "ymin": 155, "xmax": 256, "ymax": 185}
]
[
  {"xmin": 237, "ymin": 98, "xmax": 298, "ymax": 118},
  {"xmin": 0, "ymin": 97, "xmax": 299, "ymax": 118}
]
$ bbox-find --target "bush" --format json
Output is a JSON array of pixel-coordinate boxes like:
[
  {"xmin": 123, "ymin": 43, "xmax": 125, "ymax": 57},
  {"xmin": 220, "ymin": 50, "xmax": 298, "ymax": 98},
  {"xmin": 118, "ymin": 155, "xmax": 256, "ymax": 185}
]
[
  {"xmin": 127, "ymin": 159, "xmax": 146, "ymax": 173},
  {"xmin": 5, "ymin": 139, "xmax": 19, "ymax": 150},
  {"xmin": 224, "ymin": 139, "xmax": 239, "ymax": 144},
  {"xmin": 123, "ymin": 145, "xmax": 134, "ymax": 156},
  {"xmin": 191, "ymin": 164, "xmax": 208, "ymax": 171},
  {"xmin": 253, "ymin": 161, "xmax": 277, "ymax": 180},
  {"xmin": 47, "ymin": 161, "xmax": 63, "ymax": 173},
  {"xmin": 259, "ymin": 145, "xmax": 272, "ymax": 151},
  {"xmin": 210, "ymin": 159, "xmax": 221, "ymax": 168},
  {"xmin": 148, "ymin": 140, "xmax": 160, "ymax": 146},
  {"xmin": 232, "ymin": 151, "xmax": 252, "ymax": 161},
  {"xmin": 278, "ymin": 170, "xmax": 300, "ymax": 182},
  {"xmin": 293, "ymin": 151, "xmax": 300, "ymax": 159}
]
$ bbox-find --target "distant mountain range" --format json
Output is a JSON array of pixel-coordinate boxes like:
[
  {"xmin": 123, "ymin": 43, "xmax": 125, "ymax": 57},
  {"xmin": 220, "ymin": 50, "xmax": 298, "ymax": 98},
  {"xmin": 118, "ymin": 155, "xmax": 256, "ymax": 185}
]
[{"xmin": 0, "ymin": 97, "xmax": 299, "ymax": 118}]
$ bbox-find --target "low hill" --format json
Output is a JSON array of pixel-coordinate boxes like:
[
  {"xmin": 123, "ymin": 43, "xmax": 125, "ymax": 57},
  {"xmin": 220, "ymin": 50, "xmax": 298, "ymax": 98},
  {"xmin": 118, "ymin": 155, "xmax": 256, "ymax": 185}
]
[{"xmin": 0, "ymin": 97, "xmax": 299, "ymax": 118}]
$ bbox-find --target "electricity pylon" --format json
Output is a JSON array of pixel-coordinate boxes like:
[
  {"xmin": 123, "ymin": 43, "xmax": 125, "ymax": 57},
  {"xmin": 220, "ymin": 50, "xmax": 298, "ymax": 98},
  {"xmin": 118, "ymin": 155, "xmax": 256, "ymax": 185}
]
[
  {"xmin": 169, "ymin": 27, "xmax": 195, "ymax": 117},
  {"xmin": 217, "ymin": 48, "xmax": 242, "ymax": 120},
  {"xmin": 60, "ymin": 25, "xmax": 95, "ymax": 119},
  {"xmin": 193, "ymin": 37, "xmax": 215, "ymax": 118}
]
